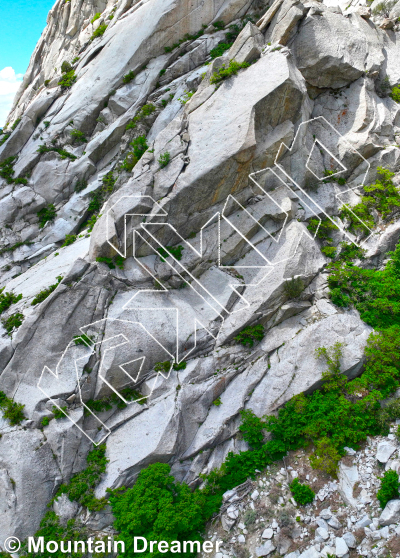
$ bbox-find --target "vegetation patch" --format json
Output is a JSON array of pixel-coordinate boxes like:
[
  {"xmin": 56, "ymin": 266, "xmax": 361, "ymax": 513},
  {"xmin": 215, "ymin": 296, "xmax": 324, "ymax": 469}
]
[
  {"xmin": 2, "ymin": 312, "xmax": 24, "ymax": 335},
  {"xmin": 164, "ymin": 26, "xmax": 207, "ymax": 53},
  {"xmin": 289, "ymin": 478, "xmax": 315, "ymax": 505},
  {"xmin": 0, "ymin": 156, "xmax": 27, "ymax": 185},
  {"xmin": 234, "ymin": 324, "xmax": 264, "ymax": 347},
  {"xmin": 38, "ymin": 204, "xmax": 57, "ymax": 228},
  {"xmin": 52, "ymin": 405, "xmax": 68, "ymax": 419},
  {"xmin": 158, "ymin": 152, "xmax": 170, "ymax": 168},
  {"xmin": 123, "ymin": 70, "xmax": 135, "ymax": 84},
  {"xmin": 0, "ymin": 288, "xmax": 22, "ymax": 314},
  {"xmin": 58, "ymin": 70, "xmax": 77, "ymax": 89},
  {"xmin": 96, "ymin": 255, "xmax": 124, "ymax": 270},
  {"xmin": 70, "ymin": 129, "xmax": 87, "ymax": 144},
  {"xmin": 85, "ymin": 386, "xmax": 147, "ymax": 415},
  {"xmin": 377, "ymin": 470, "xmax": 399, "ymax": 508},
  {"xmin": 283, "ymin": 276, "xmax": 305, "ymax": 299},
  {"xmin": 61, "ymin": 60, "xmax": 72, "ymax": 74},
  {"xmin": 37, "ymin": 143, "xmax": 77, "ymax": 160},
  {"xmin": 61, "ymin": 234, "xmax": 77, "ymax": 247},
  {"xmin": 210, "ymin": 60, "xmax": 250, "ymax": 85},
  {"xmin": 125, "ymin": 104, "xmax": 156, "ymax": 130},
  {"xmin": 0, "ymin": 390, "xmax": 26, "ymax": 425},
  {"xmin": 158, "ymin": 245, "xmax": 184, "ymax": 261},
  {"xmin": 121, "ymin": 135, "xmax": 148, "ymax": 171},
  {"xmin": 91, "ymin": 24, "xmax": 107, "ymax": 40},
  {"xmin": 31, "ymin": 276, "xmax": 62, "ymax": 306},
  {"xmin": 391, "ymin": 86, "xmax": 400, "ymax": 103}
]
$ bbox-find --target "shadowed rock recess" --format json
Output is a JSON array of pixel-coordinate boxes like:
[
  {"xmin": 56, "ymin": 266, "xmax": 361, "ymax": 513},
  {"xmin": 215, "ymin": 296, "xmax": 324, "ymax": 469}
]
[{"xmin": 2, "ymin": 0, "xmax": 400, "ymax": 555}]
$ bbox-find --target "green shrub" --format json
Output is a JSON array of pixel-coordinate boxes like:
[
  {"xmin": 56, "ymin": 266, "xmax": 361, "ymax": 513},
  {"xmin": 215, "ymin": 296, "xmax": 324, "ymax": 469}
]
[
  {"xmin": 37, "ymin": 204, "xmax": 57, "ymax": 228},
  {"xmin": 41, "ymin": 416, "xmax": 51, "ymax": 427},
  {"xmin": 158, "ymin": 151, "xmax": 170, "ymax": 168},
  {"xmin": 125, "ymin": 104, "xmax": 156, "ymax": 130},
  {"xmin": 377, "ymin": 470, "xmax": 399, "ymax": 508},
  {"xmin": 0, "ymin": 132, "xmax": 11, "ymax": 145},
  {"xmin": 123, "ymin": 70, "xmax": 135, "ymax": 84},
  {"xmin": 210, "ymin": 60, "xmax": 250, "ymax": 84},
  {"xmin": 37, "ymin": 143, "xmax": 77, "ymax": 160},
  {"xmin": 178, "ymin": 91, "xmax": 194, "ymax": 104},
  {"xmin": 96, "ymin": 256, "xmax": 115, "ymax": 269},
  {"xmin": 321, "ymin": 246, "xmax": 337, "ymax": 259},
  {"xmin": 108, "ymin": 463, "xmax": 212, "ymax": 558},
  {"xmin": 154, "ymin": 361, "xmax": 172, "ymax": 373},
  {"xmin": 322, "ymin": 169, "xmax": 346, "ymax": 185},
  {"xmin": 0, "ymin": 288, "xmax": 22, "ymax": 314},
  {"xmin": 283, "ymin": 276, "xmax": 305, "ymax": 298},
  {"xmin": 62, "ymin": 234, "xmax": 77, "ymax": 247},
  {"xmin": 0, "ymin": 156, "xmax": 16, "ymax": 183},
  {"xmin": 85, "ymin": 387, "xmax": 146, "ymax": 415},
  {"xmin": 58, "ymin": 70, "xmax": 77, "ymax": 89},
  {"xmin": 31, "ymin": 276, "xmax": 62, "ymax": 305},
  {"xmin": 396, "ymin": 424, "xmax": 400, "ymax": 441},
  {"xmin": 91, "ymin": 24, "xmax": 107, "ymax": 40},
  {"xmin": 74, "ymin": 179, "xmax": 88, "ymax": 192},
  {"xmin": 70, "ymin": 129, "xmax": 87, "ymax": 143},
  {"xmin": 54, "ymin": 443, "xmax": 108, "ymax": 511},
  {"xmin": 210, "ymin": 42, "xmax": 231, "ymax": 59},
  {"xmin": 391, "ymin": 86, "xmax": 400, "ymax": 103},
  {"xmin": 234, "ymin": 324, "xmax": 264, "ymax": 347},
  {"xmin": 307, "ymin": 217, "xmax": 338, "ymax": 241},
  {"xmin": 158, "ymin": 245, "xmax": 184, "ymax": 261},
  {"xmin": 73, "ymin": 333, "xmax": 95, "ymax": 346},
  {"xmin": 289, "ymin": 478, "xmax": 315, "ymax": 505},
  {"xmin": 238, "ymin": 409, "xmax": 265, "ymax": 449},
  {"xmin": 309, "ymin": 437, "xmax": 342, "ymax": 477},
  {"xmin": 72, "ymin": 56, "xmax": 80, "ymax": 64},
  {"xmin": 121, "ymin": 135, "xmax": 148, "ymax": 171},
  {"xmin": 164, "ymin": 27, "xmax": 206, "ymax": 53},
  {"xmin": 173, "ymin": 361, "xmax": 186, "ymax": 371},
  {"xmin": 44, "ymin": 79, "xmax": 50, "ymax": 86},
  {"xmin": 212, "ymin": 20, "xmax": 225, "ymax": 30},
  {"xmin": 213, "ymin": 397, "xmax": 222, "ymax": 406},
  {"xmin": 0, "ymin": 391, "xmax": 26, "ymax": 425},
  {"xmin": 2, "ymin": 312, "xmax": 24, "ymax": 335},
  {"xmin": 11, "ymin": 118, "xmax": 21, "ymax": 130},
  {"xmin": 52, "ymin": 405, "xmax": 68, "ymax": 419},
  {"xmin": 91, "ymin": 12, "xmax": 101, "ymax": 23},
  {"xmin": 61, "ymin": 60, "xmax": 72, "ymax": 73}
]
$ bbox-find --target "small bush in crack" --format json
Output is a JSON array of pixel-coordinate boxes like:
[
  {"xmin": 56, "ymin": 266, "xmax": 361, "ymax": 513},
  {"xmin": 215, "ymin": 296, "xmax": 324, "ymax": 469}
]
[
  {"xmin": 32, "ymin": 276, "xmax": 62, "ymax": 306},
  {"xmin": 0, "ymin": 391, "xmax": 26, "ymax": 425},
  {"xmin": 61, "ymin": 60, "xmax": 72, "ymax": 74},
  {"xmin": 154, "ymin": 361, "xmax": 172, "ymax": 373},
  {"xmin": 391, "ymin": 86, "xmax": 400, "ymax": 103},
  {"xmin": 91, "ymin": 24, "xmax": 107, "ymax": 40},
  {"xmin": 74, "ymin": 179, "xmax": 88, "ymax": 192},
  {"xmin": 37, "ymin": 143, "xmax": 77, "ymax": 160},
  {"xmin": 62, "ymin": 234, "xmax": 77, "ymax": 247},
  {"xmin": 213, "ymin": 397, "xmax": 222, "ymax": 406},
  {"xmin": 11, "ymin": 118, "xmax": 21, "ymax": 130},
  {"xmin": 377, "ymin": 470, "xmax": 400, "ymax": 508},
  {"xmin": 307, "ymin": 217, "xmax": 338, "ymax": 241},
  {"xmin": 58, "ymin": 70, "xmax": 77, "ymax": 89},
  {"xmin": 121, "ymin": 135, "xmax": 148, "ymax": 171},
  {"xmin": 125, "ymin": 103, "xmax": 156, "ymax": 130},
  {"xmin": 0, "ymin": 156, "xmax": 16, "ymax": 183},
  {"xmin": 157, "ymin": 245, "xmax": 184, "ymax": 261},
  {"xmin": 91, "ymin": 12, "xmax": 101, "ymax": 24},
  {"xmin": 212, "ymin": 20, "xmax": 225, "ymax": 30},
  {"xmin": 243, "ymin": 509, "xmax": 257, "ymax": 526},
  {"xmin": 73, "ymin": 334, "xmax": 95, "ymax": 346},
  {"xmin": 52, "ymin": 405, "xmax": 68, "ymax": 419},
  {"xmin": 158, "ymin": 151, "xmax": 170, "ymax": 168},
  {"xmin": 70, "ymin": 129, "xmax": 87, "ymax": 144},
  {"xmin": 0, "ymin": 288, "xmax": 22, "ymax": 314},
  {"xmin": 210, "ymin": 42, "xmax": 231, "ymax": 59},
  {"xmin": 234, "ymin": 324, "xmax": 265, "ymax": 347},
  {"xmin": 283, "ymin": 276, "xmax": 305, "ymax": 299},
  {"xmin": 122, "ymin": 70, "xmax": 135, "ymax": 84},
  {"xmin": 210, "ymin": 60, "xmax": 250, "ymax": 85},
  {"xmin": 38, "ymin": 204, "xmax": 57, "ymax": 228},
  {"xmin": 2, "ymin": 312, "xmax": 24, "ymax": 335},
  {"xmin": 0, "ymin": 131, "xmax": 11, "ymax": 145},
  {"xmin": 289, "ymin": 478, "xmax": 315, "ymax": 506},
  {"xmin": 321, "ymin": 246, "xmax": 337, "ymax": 259}
]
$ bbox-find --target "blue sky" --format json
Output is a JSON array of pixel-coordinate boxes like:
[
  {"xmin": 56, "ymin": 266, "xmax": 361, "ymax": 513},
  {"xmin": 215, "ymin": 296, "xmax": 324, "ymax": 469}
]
[{"xmin": 0, "ymin": 0, "xmax": 55, "ymax": 126}]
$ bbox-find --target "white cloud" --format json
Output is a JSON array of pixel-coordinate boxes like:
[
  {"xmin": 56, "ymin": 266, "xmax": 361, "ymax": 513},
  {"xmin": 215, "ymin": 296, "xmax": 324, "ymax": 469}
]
[{"xmin": 0, "ymin": 67, "xmax": 23, "ymax": 128}]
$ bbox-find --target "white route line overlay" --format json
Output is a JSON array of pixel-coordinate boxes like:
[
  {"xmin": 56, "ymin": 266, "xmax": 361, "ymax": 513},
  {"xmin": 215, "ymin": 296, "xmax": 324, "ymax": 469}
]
[{"xmin": 37, "ymin": 116, "xmax": 384, "ymax": 444}]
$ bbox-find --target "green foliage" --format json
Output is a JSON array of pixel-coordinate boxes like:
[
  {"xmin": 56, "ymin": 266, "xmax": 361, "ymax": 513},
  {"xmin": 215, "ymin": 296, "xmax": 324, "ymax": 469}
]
[
  {"xmin": 158, "ymin": 152, "xmax": 170, "ymax": 168},
  {"xmin": 37, "ymin": 204, "xmax": 57, "ymax": 228},
  {"xmin": 158, "ymin": 245, "xmax": 184, "ymax": 261},
  {"xmin": 55, "ymin": 444, "xmax": 108, "ymax": 511},
  {"xmin": 11, "ymin": 118, "xmax": 21, "ymax": 130},
  {"xmin": 85, "ymin": 387, "xmax": 147, "ymax": 415},
  {"xmin": 322, "ymin": 169, "xmax": 346, "ymax": 185},
  {"xmin": 61, "ymin": 60, "xmax": 72, "ymax": 73},
  {"xmin": 339, "ymin": 167, "xmax": 400, "ymax": 235},
  {"xmin": 178, "ymin": 91, "xmax": 194, "ymax": 104},
  {"xmin": 91, "ymin": 24, "xmax": 107, "ymax": 40},
  {"xmin": 96, "ymin": 256, "xmax": 115, "ymax": 269},
  {"xmin": 0, "ymin": 391, "xmax": 26, "ymax": 425},
  {"xmin": 307, "ymin": 217, "xmax": 338, "ymax": 241},
  {"xmin": 73, "ymin": 333, "xmax": 95, "ymax": 346},
  {"xmin": 321, "ymin": 246, "xmax": 337, "ymax": 259},
  {"xmin": 72, "ymin": 56, "xmax": 80, "ymax": 64},
  {"xmin": 86, "ymin": 213, "xmax": 99, "ymax": 232},
  {"xmin": 31, "ymin": 276, "xmax": 62, "ymax": 306},
  {"xmin": 316, "ymin": 342, "xmax": 347, "ymax": 393},
  {"xmin": 212, "ymin": 20, "xmax": 225, "ymax": 30},
  {"xmin": 283, "ymin": 276, "xmax": 305, "ymax": 299},
  {"xmin": 37, "ymin": 143, "xmax": 77, "ymax": 160},
  {"xmin": 0, "ymin": 288, "xmax": 22, "ymax": 314},
  {"xmin": 41, "ymin": 416, "xmax": 51, "ymax": 427},
  {"xmin": 210, "ymin": 42, "xmax": 231, "ymax": 59},
  {"xmin": 58, "ymin": 70, "xmax": 77, "ymax": 89},
  {"xmin": 213, "ymin": 397, "xmax": 222, "ymax": 406},
  {"xmin": 125, "ymin": 104, "xmax": 156, "ymax": 130},
  {"xmin": 210, "ymin": 60, "xmax": 250, "ymax": 85},
  {"xmin": 289, "ymin": 478, "xmax": 315, "ymax": 505},
  {"xmin": 154, "ymin": 361, "xmax": 172, "ymax": 373},
  {"xmin": 238, "ymin": 409, "xmax": 265, "ymax": 449},
  {"xmin": 377, "ymin": 470, "xmax": 399, "ymax": 508},
  {"xmin": 20, "ymin": 511, "xmax": 87, "ymax": 558},
  {"xmin": 164, "ymin": 27, "xmax": 206, "ymax": 53},
  {"xmin": 0, "ymin": 156, "xmax": 17, "ymax": 183},
  {"xmin": 44, "ymin": 79, "xmax": 50, "ymax": 86},
  {"xmin": 234, "ymin": 324, "xmax": 264, "ymax": 347},
  {"xmin": 173, "ymin": 361, "xmax": 186, "ymax": 371},
  {"xmin": 2, "ymin": 312, "xmax": 24, "ymax": 335},
  {"xmin": 309, "ymin": 437, "xmax": 342, "ymax": 477},
  {"xmin": 327, "ymin": 239, "xmax": 400, "ymax": 329},
  {"xmin": 0, "ymin": 132, "xmax": 11, "ymax": 145},
  {"xmin": 391, "ymin": 86, "xmax": 400, "ymax": 103},
  {"xmin": 396, "ymin": 424, "xmax": 400, "ymax": 441},
  {"xmin": 108, "ymin": 463, "xmax": 212, "ymax": 558},
  {"xmin": 52, "ymin": 405, "xmax": 68, "ymax": 419},
  {"xmin": 91, "ymin": 12, "xmax": 101, "ymax": 23},
  {"xmin": 70, "ymin": 129, "xmax": 87, "ymax": 144},
  {"xmin": 0, "ymin": 240, "xmax": 33, "ymax": 256},
  {"xmin": 123, "ymin": 70, "xmax": 135, "ymax": 84},
  {"xmin": 121, "ymin": 135, "xmax": 148, "ymax": 171},
  {"xmin": 62, "ymin": 234, "xmax": 77, "ymax": 247}
]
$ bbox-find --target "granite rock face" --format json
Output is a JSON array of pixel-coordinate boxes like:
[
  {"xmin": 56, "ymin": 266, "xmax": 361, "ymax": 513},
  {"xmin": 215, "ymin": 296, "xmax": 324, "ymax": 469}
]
[{"xmin": 1, "ymin": 0, "xmax": 400, "ymax": 548}]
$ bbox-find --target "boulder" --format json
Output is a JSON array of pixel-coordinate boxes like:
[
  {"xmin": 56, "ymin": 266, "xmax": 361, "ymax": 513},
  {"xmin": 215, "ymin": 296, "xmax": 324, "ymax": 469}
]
[
  {"xmin": 379, "ymin": 499, "xmax": 400, "ymax": 526},
  {"xmin": 376, "ymin": 441, "xmax": 397, "ymax": 464},
  {"xmin": 228, "ymin": 22, "xmax": 264, "ymax": 63},
  {"xmin": 255, "ymin": 540, "xmax": 276, "ymax": 557}
]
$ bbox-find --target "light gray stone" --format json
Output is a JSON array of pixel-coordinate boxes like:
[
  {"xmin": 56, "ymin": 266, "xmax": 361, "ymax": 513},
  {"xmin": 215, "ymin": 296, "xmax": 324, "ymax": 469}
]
[
  {"xmin": 376, "ymin": 441, "xmax": 397, "ymax": 463},
  {"xmin": 379, "ymin": 499, "xmax": 400, "ymax": 526},
  {"xmin": 255, "ymin": 540, "xmax": 276, "ymax": 557}
]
